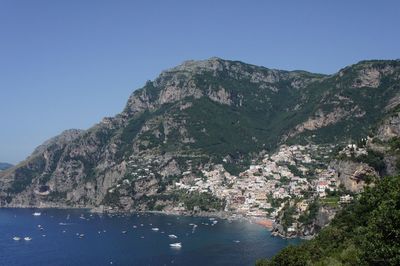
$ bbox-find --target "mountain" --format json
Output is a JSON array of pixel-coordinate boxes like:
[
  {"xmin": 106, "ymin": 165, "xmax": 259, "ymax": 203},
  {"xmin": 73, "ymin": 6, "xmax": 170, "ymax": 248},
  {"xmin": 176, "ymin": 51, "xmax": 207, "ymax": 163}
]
[
  {"xmin": 1, "ymin": 57, "xmax": 400, "ymax": 214},
  {"xmin": 0, "ymin": 163, "xmax": 13, "ymax": 171}
]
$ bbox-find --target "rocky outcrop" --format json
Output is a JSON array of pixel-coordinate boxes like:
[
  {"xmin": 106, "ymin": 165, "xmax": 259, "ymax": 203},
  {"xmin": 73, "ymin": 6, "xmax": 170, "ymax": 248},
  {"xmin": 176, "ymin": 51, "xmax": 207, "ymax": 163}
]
[
  {"xmin": 32, "ymin": 129, "xmax": 84, "ymax": 156},
  {"xmin": 330, "ymin": 160, "xmax": 379, "ymax": 193},
  {"xmin": 351, "ymin": 65, "xmax": 395, "ymax": 88},
  {"xmin": 291, "ymin": 108, "xmax": 349, "ymax": 135},
  {"xmin": 377, "ymin": 113, "xmax": 400, "ymax": 141}
]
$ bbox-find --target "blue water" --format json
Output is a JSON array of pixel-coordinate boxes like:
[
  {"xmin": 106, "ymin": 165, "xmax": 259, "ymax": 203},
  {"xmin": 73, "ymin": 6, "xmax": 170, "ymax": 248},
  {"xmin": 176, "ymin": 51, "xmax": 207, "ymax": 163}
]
[{"xmin": 0, "ymin": 209, "xmax": 299, "ymax": 266}]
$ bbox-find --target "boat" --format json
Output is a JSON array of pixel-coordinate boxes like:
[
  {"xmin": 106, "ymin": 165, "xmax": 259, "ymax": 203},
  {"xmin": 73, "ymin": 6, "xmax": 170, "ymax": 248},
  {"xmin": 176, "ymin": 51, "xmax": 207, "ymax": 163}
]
[
  {"xmin": 122, "ymin": 231, "xmax": 127, "ymax": 234},
  {"xmin": 33, "ymin": 212, "xmax": 41, "ymax": 216},
  {"xmin": 169, "ymin": 242, "xmax": 182, "ymax": 248},
  {"xmin": 234, "ymin": 240, "xmax": 240, "ymax": 243},
  {"xmin": 24, "ymin": 237, "xmax": 32, "ymax": 241},
  {"xmin": 132, "ymin": 225, "xmax": 137, "ymax": 228},
  {"xmin": 151, "ymin": 228, "xmax": 159, "ymax": 231},
  {"xmin": 13, "ymin": 236, "xmax": 21, "ymax": 241},
  {"xmin": 168, "ymin": 234, "xmax": 178, "ymax": 239}
]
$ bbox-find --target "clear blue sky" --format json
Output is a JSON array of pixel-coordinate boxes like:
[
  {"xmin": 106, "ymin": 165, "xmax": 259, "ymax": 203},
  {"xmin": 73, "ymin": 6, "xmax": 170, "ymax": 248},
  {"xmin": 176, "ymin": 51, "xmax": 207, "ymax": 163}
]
[{"xmin": 1, "ymin": 0, "xmax": 399, "ymax": 164}]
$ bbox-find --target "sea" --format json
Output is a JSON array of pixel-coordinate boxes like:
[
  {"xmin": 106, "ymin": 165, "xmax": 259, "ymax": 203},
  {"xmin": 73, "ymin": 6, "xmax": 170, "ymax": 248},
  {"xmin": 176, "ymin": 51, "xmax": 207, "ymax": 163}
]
[{"xmin": 0, "ymin": 208, "xmax": 299, "ymax": 266}]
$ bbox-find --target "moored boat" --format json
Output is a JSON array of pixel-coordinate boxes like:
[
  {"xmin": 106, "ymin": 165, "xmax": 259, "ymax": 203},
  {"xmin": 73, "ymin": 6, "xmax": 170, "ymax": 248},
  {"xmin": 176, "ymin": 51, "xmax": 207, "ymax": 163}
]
[{"xmin": 169, "ymin": 242, "xmax": 182, "ymax": 248}]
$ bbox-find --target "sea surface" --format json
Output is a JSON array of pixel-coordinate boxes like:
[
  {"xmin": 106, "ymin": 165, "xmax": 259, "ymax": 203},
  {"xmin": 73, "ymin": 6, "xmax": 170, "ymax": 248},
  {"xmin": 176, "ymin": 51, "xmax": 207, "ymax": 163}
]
[{"xmin": 0, "ymin": 208, "xmax": 299, "ymax": 266}]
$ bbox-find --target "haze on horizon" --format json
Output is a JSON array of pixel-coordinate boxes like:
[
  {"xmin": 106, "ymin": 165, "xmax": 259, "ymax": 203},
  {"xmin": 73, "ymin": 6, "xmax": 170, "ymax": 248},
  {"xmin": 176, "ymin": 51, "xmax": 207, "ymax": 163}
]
[{"xmin": 1, "ymin": 0, "xmax": 399, "ymax": 164}]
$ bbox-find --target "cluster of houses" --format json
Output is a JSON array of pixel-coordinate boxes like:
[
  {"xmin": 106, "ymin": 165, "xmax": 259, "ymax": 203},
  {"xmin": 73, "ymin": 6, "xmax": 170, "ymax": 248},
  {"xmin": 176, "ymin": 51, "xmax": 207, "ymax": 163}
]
[
  {"xmin": 174, "ymin": 144, "xmax": 341, "ymax": 218},
  {"xmin": 339, "ymin": 143, "xmax": 368, "ymax": 158},
  {"xmin": 106, "ymin": 143, "xmax": 355, "ymax": 222},
  {"xmin": 314, "ymin": 168, "xmax": 337, "ymax": 197}
]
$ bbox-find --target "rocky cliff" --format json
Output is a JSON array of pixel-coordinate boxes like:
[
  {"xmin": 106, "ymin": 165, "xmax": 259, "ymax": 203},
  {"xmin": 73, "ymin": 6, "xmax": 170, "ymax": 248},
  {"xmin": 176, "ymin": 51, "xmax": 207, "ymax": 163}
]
[{"xmin": 1, "ymin": 58, "xmax": 400, "ymax": 212}]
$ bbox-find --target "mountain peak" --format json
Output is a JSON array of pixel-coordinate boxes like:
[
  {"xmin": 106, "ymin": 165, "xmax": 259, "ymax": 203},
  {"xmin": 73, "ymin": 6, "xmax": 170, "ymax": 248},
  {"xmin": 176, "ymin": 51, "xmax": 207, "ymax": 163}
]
[{"xmin": 162, "ymin": 57, "xmax": 228, "ymax": 75}]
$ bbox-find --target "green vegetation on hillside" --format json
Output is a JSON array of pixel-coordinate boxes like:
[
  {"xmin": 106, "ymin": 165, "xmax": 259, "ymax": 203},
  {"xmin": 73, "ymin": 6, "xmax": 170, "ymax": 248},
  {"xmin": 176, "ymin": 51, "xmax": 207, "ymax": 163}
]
[
  {"xmin": 8, "ymin": 156, "xmax": 46, "ymax": 193},
  {"xmin": 256, "ymin": 175, "xmax": 400, "ymax": 265}
]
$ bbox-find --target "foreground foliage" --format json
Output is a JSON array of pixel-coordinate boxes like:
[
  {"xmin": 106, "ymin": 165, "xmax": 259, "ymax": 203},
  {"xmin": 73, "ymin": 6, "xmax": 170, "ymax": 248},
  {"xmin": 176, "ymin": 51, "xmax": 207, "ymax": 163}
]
[{"xmin": 256, "ymin": 175, "xmax": 400, "ymax": 266}]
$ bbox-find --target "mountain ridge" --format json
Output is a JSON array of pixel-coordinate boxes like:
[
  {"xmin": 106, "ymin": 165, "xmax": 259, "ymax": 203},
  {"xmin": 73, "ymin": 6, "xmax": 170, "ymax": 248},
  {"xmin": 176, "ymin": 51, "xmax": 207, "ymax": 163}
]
[{"xmin": 1, "ymin": 58, "xmax": 400, "ymax": 223}]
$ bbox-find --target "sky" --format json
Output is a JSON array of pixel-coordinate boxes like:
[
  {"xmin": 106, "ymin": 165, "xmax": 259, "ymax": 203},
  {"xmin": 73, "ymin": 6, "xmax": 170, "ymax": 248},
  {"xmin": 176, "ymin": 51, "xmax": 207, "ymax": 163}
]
[{"xmin": 0, "ymin": 0, "xmax": 399, "ymax": 164}]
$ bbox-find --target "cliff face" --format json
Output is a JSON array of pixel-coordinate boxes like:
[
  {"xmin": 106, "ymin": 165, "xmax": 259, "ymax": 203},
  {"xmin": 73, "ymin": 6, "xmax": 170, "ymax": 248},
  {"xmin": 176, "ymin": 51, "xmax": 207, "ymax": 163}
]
[{"xmin": 1, "ymin": 58, "xmax": 400, "ymax": 210}]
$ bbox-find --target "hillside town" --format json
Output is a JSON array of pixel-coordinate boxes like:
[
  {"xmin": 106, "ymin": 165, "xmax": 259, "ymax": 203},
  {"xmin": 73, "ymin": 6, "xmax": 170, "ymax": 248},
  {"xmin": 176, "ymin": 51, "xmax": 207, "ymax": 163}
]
[{"xmin": 172, "ymin": 144, "xmax": 355, "ymax": 233}]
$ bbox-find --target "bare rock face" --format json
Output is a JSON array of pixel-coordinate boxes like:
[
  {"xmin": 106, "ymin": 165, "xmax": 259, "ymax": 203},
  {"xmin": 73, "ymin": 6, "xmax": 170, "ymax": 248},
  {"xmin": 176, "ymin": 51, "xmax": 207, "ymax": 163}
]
[
  {"xmin": 351, "ymin": 65, "xmax": 395, "ymax": 88},
  {"xmin": 294, "ymin": 108, "xmax": 348, "ymax": 133},
  {"xmin": 315, "ymin": 206, "xmax": 337, "ymax": 229},
  {"xmin": 207, "ymin": 87, "xmax": 232, "ymax": 105},
  {"xmin": 330, "ymin": 160, "xmax": 379, "ymax": 193},
  {"xmin": 377, "ymin": 113, "xmax": 400, "ymax": 141},
  {"xmin": 32, "ymin": 129, "xmax": 84, "ymax": 156}
]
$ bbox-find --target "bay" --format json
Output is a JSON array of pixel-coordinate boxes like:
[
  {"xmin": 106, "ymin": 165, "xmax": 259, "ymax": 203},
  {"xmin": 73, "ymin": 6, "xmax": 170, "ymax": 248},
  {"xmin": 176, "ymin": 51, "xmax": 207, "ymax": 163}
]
[{"xmin": 0, "ymin": 208, "xmax": 299, "ymax": 266}]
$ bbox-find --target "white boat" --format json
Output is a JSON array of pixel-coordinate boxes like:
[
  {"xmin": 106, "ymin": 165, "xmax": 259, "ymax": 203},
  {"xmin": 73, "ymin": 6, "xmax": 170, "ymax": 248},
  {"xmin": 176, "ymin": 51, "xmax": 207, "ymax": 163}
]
[
  {"xmin": 13, "ymin": 236, "xmax": 21, "ymax": 241},
  {"xmin": 24, "ymin": 237, "xmax": 32, "ymax": 241},
  {"xmin": 133, "ymin": 225, "xmax": 137, "ymax": 228},
  {"xmin": 169, "ymin": 242, "xmax": 182, "ymax": 248},
  {"xmin": 168, "ymin": 234, "xmax": 178, "ymax": 239},
  {"xmin": 122, "ymin": 231, "xmax": 127, "ymax": 234},
  {"xmin": 33, "ymin": 212, "xmax": 41, "ymax": 216},
  {"xmin": 151, "ymin": 228, "xmax": 159, "ymax": 231},
  {"xmin": 234, "ymin": 240, "xmax": 240, "ymax": 243}
]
